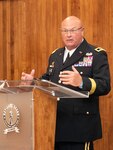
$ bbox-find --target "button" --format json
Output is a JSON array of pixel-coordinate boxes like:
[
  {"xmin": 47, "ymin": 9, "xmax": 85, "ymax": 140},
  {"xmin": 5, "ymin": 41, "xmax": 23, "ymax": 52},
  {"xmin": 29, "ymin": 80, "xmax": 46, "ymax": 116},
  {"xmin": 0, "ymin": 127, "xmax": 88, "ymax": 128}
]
[
  {"xmin": 80, "ymin": 72, "xmax": 83, "ymax": 75},
  {"xmin": 57, "ymin": 97, "xmax": 60, "ymax": 101},
  {"xmin": 58, "ymin": 80, "xmax": 61, "ymax": 83},
  {"xmin": 86, "ymin": 112, "xmax": 90, "ymax": 115},
  {"xmin": 79, "ymin": 51, "xmax": 83, "ymax": 54}
]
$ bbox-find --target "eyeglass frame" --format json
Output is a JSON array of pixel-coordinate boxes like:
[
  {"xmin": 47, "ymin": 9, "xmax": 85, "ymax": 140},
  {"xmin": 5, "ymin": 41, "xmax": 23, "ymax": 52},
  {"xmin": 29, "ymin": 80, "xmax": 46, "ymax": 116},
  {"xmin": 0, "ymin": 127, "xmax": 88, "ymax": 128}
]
[{"xmin": 60, "ymin": 26, "xmax": 84, "ymax": 34}]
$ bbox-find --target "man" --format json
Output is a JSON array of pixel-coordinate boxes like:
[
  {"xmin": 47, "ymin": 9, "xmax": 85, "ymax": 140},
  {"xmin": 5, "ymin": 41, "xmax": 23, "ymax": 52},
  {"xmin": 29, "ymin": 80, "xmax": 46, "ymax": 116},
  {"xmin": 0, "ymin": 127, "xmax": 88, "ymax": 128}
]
[{"xmin": 21, "ymin": 16, "xmax": 111, "ymax": 150}]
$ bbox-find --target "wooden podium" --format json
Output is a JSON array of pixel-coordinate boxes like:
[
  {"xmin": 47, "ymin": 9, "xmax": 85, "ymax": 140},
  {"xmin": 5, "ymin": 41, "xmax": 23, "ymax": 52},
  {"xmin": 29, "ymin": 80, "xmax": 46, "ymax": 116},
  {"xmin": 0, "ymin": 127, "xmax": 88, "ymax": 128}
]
[{"xmin": 0, "ymin": 80, "xmax": 89, "ymax": 150}]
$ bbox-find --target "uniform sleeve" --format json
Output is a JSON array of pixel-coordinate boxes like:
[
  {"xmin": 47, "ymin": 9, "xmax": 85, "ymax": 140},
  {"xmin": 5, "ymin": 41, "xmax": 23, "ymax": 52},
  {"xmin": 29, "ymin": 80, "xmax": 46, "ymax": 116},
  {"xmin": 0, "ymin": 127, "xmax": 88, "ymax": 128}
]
[
  {"xmin": 82, "ymin": 51, "xmax": 111, "ymax": 96},
  {"xmin": 40, "ymin": 55, "xmax": 52, "ymax": 80}
]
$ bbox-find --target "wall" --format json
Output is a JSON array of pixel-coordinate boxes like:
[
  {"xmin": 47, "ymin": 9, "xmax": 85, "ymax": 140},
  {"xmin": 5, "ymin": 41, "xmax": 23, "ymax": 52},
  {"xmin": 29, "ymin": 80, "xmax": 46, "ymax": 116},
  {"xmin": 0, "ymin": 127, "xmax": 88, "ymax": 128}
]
[{"xmin": 0, "ymin": 0, "xmax": 113, "ymax": 149}]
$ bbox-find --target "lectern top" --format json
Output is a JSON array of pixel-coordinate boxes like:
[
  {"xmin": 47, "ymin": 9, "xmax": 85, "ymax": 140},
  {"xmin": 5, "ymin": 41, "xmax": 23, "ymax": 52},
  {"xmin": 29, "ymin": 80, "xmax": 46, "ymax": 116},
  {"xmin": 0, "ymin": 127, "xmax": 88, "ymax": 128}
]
[
  {"xmin": 35, "ymin": 79, "xmax": 89, "ymax": 98},
  {"xmin": 0, "ymin": 80, "xmax": 89, "ymax": 98},
  {"xmin": 0, "ymin": 80, "xmax": 34, "ymax": 94}
]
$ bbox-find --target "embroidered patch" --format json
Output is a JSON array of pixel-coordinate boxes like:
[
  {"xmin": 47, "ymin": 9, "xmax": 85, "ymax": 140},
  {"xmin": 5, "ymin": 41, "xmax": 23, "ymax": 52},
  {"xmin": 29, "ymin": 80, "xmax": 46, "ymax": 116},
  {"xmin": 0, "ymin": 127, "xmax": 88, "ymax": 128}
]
[
  {"xmin": 49, "ymin": 61, "xmax": 55, "ymax": 68},
  {"xmin": 49, "ymin": 61, "xmax": 55, "ymax": 75}
]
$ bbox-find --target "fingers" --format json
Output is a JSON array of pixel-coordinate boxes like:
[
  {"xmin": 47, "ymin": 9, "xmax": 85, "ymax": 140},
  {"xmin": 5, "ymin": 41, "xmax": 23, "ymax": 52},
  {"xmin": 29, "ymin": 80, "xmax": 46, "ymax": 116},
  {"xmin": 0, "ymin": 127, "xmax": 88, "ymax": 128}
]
[
  {"xmin": 21, "ymin": 72, "xmax": 26, "ymax": 80},
  {"xmin": 59, "ymin": 70, "xmax": 71, "ymax": 76},
  {"xmin": 72, "ymin": 65, "xmax": 79, "ymax": 74},
  {"xmin": 59, "ymin": 71, "xmax": 71, "ymax": 85},
  {"xmin": 59, "ymin": 66, "xmax": 82, "ymax": 86},
  {"xmin": 59, "ymin": 66, "xmax": 78, "ymax": 76},
  {"xmin": 21, "ymin": 69, "xmax": 35, "ymax": 81},
  {"xmin": 30, "ymin": 69, "xmax": 35, "ymax": 76}
]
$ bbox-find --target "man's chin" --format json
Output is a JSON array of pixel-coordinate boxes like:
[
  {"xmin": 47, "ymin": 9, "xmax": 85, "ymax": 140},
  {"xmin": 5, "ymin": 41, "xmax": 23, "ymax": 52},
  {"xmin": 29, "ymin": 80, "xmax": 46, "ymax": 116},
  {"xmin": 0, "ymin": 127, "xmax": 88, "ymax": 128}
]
[
  {"xmin": 66, "ymin": 46, "xmax": 75, "ymax": 50},
  {"xmin": 65, "ymin": 43, "xmax": 75, "ymax": 48}
]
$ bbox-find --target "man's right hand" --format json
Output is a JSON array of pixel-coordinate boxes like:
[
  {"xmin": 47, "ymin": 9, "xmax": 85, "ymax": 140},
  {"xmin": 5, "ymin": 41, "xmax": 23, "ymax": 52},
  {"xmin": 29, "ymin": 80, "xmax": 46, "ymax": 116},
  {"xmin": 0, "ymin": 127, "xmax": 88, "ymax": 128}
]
[{"xmin": 21, "ymin": 69, "xmax": 35, "ymax": 82}]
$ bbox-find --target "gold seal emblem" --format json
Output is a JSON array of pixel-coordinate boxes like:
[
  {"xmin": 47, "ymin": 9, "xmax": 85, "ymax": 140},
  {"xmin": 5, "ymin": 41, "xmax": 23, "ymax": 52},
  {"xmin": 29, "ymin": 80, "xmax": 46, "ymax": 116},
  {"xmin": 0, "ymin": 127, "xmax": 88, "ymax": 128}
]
[{"xmin": 3, "ymin": 103, "xmax": 20, "ymax": 134}]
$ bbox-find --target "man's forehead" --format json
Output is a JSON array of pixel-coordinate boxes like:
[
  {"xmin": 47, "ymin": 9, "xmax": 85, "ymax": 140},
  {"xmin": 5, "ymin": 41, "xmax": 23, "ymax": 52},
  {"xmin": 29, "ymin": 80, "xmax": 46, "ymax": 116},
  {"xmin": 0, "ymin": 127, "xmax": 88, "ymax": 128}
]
[
  {"xmin": 61, "ymin": 23, "xmax": 81, "ymax": 29},
  {"xmin": 62, "ymin": 20, "xmax": 81, "ymax": 27}
]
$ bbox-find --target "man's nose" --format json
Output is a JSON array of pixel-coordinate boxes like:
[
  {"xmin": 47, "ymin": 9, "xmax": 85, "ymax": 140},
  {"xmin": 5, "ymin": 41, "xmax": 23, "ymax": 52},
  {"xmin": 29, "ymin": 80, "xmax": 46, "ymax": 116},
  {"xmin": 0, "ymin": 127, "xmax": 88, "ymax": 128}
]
[{"xmin": 66, "ymin": 31, "xmax": 72, "ymax": 36}]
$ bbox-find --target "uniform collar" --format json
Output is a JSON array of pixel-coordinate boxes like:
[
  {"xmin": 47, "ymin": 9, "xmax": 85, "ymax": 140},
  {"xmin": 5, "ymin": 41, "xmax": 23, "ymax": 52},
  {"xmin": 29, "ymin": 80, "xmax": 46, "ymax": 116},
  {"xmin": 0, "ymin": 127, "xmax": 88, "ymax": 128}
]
[
  {"xmin": 61, "ymin": 39, "xmax": 88, "ymax": 70},
  {"xmin": 64, "ymin": 48, "xmax": 76, "ymax": 57}
]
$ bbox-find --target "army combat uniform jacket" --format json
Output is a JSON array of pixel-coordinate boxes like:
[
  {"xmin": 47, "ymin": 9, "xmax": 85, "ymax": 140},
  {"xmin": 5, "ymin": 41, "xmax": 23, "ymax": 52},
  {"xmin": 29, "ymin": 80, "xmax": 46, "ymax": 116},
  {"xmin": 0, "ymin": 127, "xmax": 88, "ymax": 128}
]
[{"xmin": 41, "ymin": 39, "xmax": 111, "ymax": 142}]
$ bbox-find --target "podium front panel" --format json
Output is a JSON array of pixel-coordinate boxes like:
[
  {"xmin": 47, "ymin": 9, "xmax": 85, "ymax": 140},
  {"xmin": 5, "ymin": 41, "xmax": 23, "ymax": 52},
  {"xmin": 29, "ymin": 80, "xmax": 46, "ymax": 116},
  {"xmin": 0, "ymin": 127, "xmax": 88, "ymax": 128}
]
[{"xmin": 0, "ymin": 92, "xmax": 34, "ymax": 150}]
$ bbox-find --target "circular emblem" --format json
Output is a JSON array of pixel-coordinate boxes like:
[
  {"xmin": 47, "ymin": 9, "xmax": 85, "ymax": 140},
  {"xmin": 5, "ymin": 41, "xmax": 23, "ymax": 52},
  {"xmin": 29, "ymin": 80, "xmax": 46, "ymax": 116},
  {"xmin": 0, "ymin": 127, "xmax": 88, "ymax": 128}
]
[{"xmin": 3, "ymin": 104, "xmax": 20, "ymax": 134}]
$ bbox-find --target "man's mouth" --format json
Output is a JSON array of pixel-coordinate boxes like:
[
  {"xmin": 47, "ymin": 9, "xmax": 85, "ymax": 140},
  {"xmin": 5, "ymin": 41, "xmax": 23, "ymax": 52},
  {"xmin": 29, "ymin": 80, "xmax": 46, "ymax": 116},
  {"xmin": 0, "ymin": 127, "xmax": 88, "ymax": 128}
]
[{"xmin": 66, "ymin": 39, "xmax": 73, "ymax": 41}]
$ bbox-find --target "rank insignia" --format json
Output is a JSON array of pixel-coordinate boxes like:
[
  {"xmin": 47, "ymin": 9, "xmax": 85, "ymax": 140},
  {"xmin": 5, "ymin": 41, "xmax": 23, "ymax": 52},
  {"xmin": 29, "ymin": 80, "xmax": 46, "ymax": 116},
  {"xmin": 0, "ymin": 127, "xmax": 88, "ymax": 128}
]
[{"xmin": 95, "ymin": 47, "xmax": 106, "ymax": 52}]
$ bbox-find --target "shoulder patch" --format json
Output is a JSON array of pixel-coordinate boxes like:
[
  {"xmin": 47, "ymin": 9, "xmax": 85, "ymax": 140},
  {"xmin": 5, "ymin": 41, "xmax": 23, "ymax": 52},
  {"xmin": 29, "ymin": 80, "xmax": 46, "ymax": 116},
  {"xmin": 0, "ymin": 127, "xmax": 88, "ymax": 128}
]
[
  {"xmin": 51, "ymin": 48, "xmax": 59, "ymax": 54},
  {"xmin": 95, "ymin": 47, "xmax": 106, "ymax": 52}
]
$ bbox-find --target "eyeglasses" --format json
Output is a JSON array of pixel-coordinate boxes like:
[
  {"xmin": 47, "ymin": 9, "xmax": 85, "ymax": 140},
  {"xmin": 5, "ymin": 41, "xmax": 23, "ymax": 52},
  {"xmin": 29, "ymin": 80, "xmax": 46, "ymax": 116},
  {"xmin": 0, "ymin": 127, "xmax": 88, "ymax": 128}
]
[{"xmin": 60, "ymin": 27, "xmax": 83, "ymax": 34}]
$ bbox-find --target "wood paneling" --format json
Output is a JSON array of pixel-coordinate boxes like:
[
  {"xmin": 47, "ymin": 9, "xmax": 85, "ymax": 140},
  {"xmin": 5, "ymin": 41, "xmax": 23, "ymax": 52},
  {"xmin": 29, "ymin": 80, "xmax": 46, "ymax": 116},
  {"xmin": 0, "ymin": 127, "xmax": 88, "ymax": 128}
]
[
  {"xmin": 34, "ymin": 89, "xmax": 57, "ymax": 150},
  {"xmin": 0, "ymin": 0, "xmax": 113, "ymax": 149}
]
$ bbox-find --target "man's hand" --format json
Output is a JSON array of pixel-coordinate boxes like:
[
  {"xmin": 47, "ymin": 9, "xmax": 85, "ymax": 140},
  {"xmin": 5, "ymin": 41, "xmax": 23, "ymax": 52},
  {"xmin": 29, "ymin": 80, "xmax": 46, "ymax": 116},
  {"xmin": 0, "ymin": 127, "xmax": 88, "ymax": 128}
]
[
  {"xmin": 59, "ymin": 66, "xmax": 82, "ymax": 87},
  {"xmin": 21, "ymin": 69, "xmax": 35, "ymax": 85}
]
